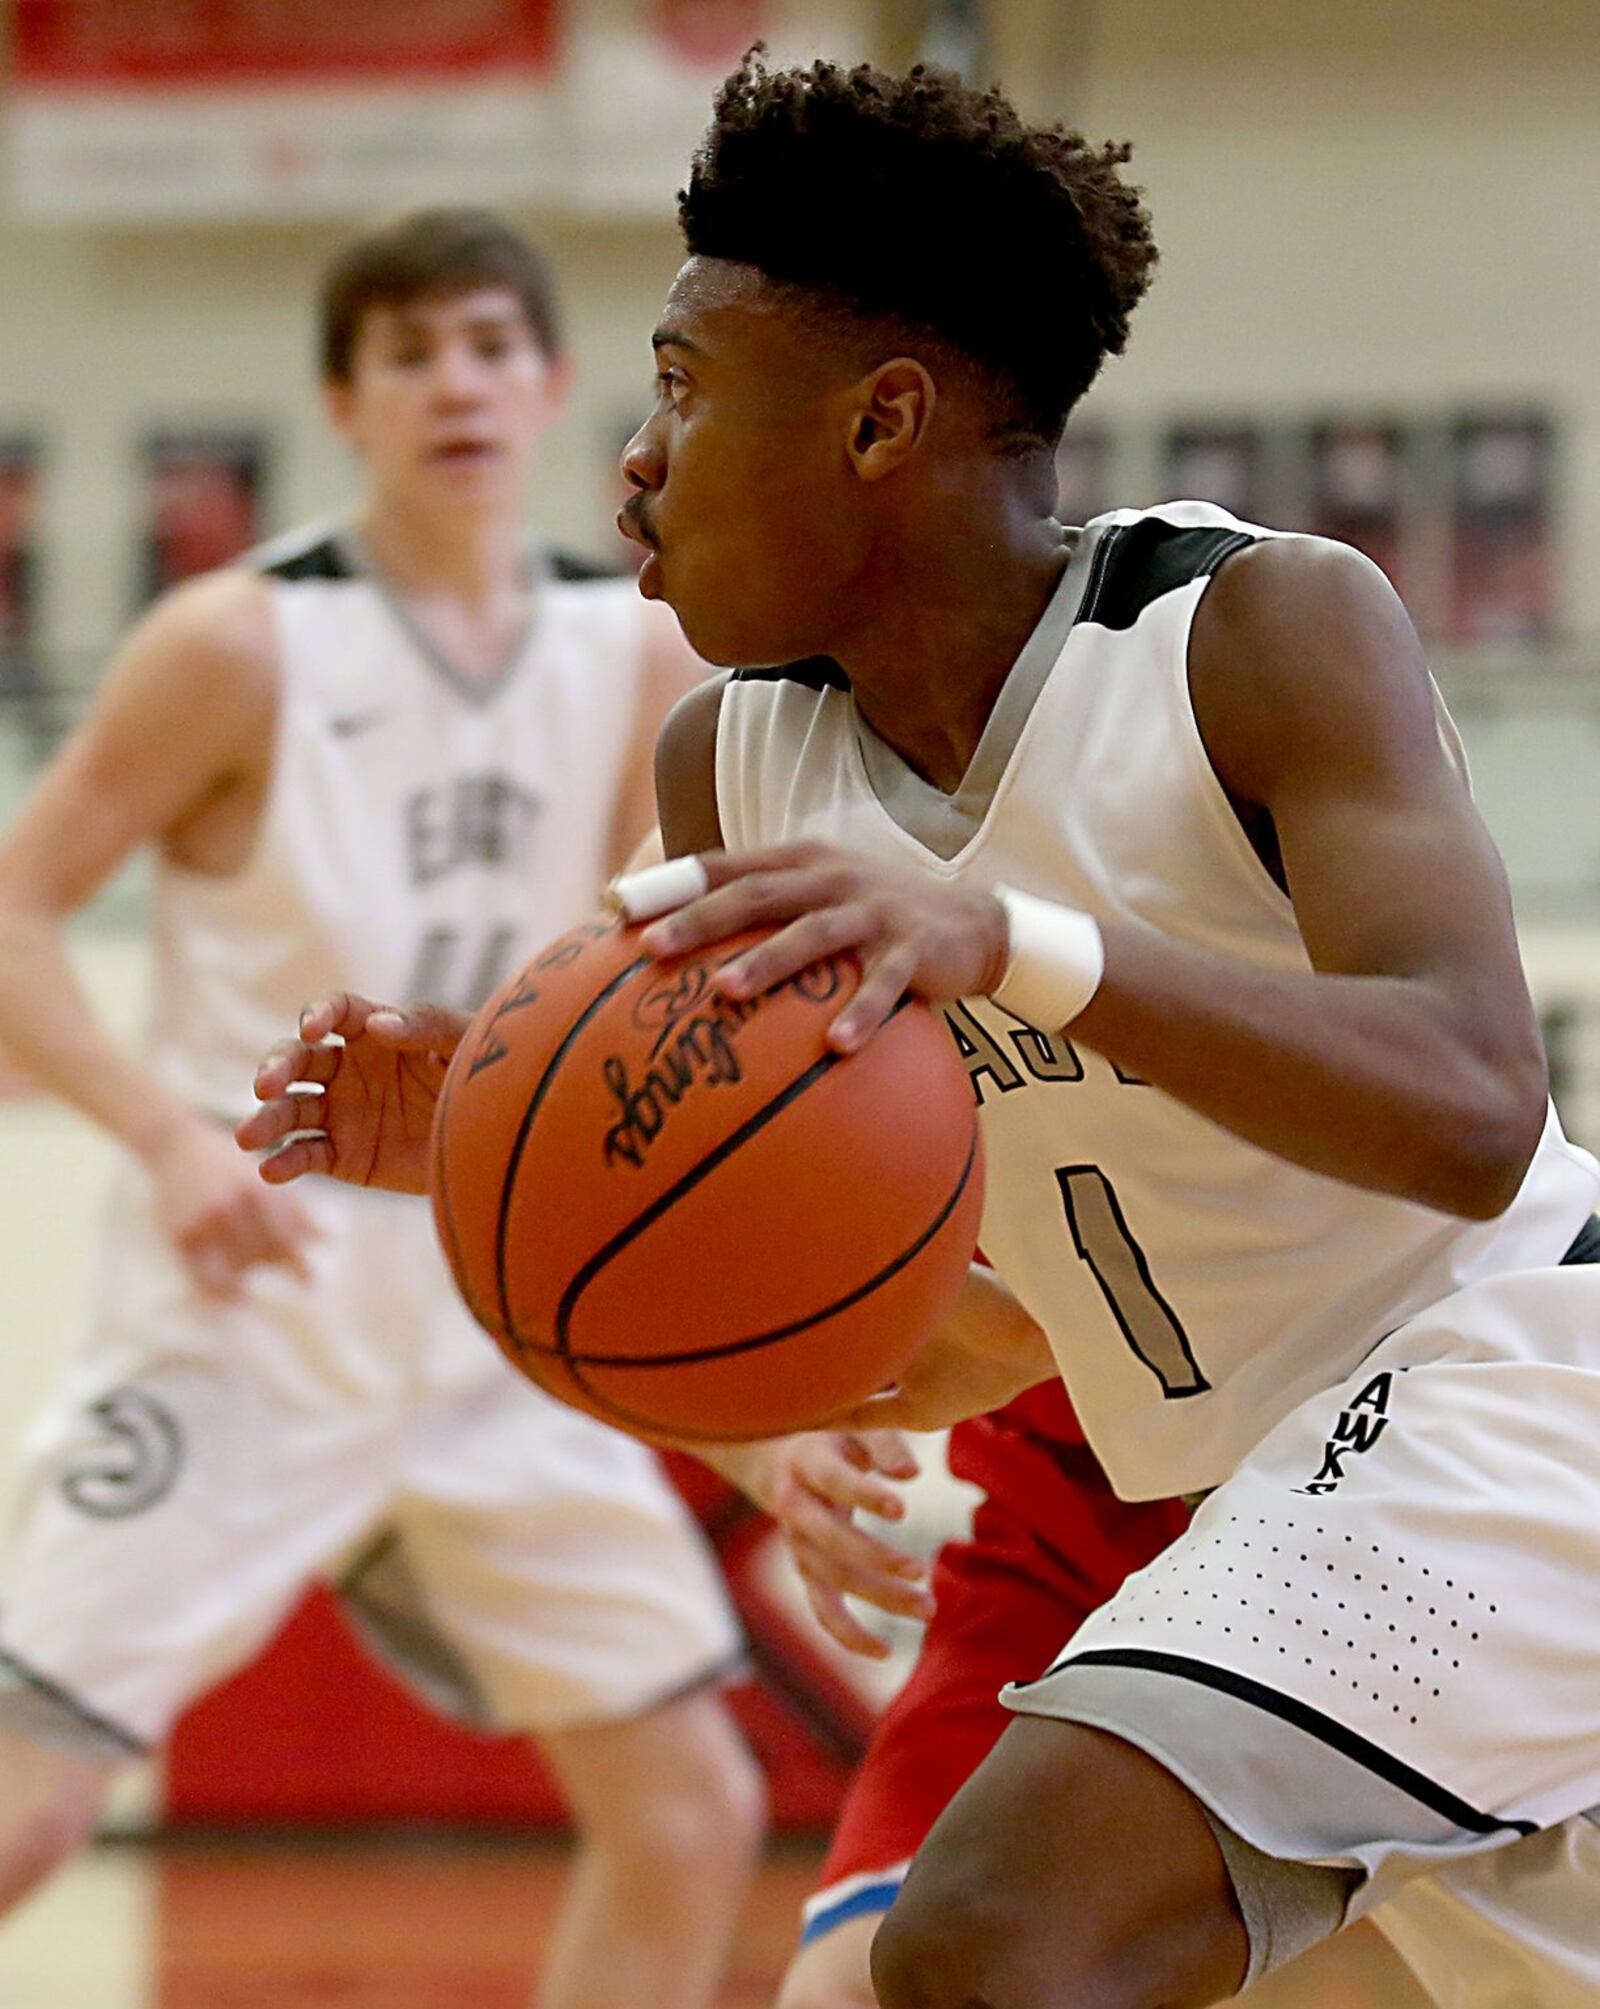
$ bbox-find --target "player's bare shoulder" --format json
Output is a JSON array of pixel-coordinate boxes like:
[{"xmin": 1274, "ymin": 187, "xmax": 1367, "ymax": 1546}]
[
  {"xmin": 654, "ymin": 672, "xmax": 729, "ymax": 855},
  {"xmin": 1187, "ymin": 534, "xmax": 1441, "ymax": 807},
  {"xmin": 54, "ymin": 566, "xmax": 280, "ymax": 878}
]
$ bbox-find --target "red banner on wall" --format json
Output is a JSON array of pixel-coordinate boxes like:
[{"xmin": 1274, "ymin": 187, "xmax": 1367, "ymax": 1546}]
[
  {"xmin": 12, "ymin": 0, "xmax": 558, "ymax": 86},
  {"xmin": 8, "ymin": 0, "xmax": 864, "ymax": 220}
]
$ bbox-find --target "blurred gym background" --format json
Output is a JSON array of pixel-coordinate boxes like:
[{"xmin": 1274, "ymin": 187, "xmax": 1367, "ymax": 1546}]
[{"xmin": 0, "ymin": 1, "xmax": 1594, "ymax": 2001}]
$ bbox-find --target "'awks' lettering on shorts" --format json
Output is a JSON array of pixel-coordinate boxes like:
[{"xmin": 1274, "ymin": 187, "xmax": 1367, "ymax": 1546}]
[{"xmin": 1294, "ymin": 1370, "xmax": 1394, "ymax": 1497}]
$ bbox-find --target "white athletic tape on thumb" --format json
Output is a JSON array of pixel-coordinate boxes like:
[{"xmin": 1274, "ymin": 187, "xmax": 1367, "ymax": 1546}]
[{"xmin": 604, "ymin": 854, "xmax": 711, "ymax": 924}]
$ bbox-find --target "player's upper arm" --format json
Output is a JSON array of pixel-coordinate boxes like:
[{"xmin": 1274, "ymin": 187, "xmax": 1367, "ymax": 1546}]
[
  {"xmin": 0, "ymin": 569, "xmax": 276, "ymax": 919},
  {"xmin": 654, "ymin": 673, "xmax": 727, "ymax": 858},
  {"xmin": 605, "ymin": 599, "xmax": 717, "ymax": 875},
  {"xmin": 1190, "ymin": 538, "xmax": 1545, "ymax": 1090}
]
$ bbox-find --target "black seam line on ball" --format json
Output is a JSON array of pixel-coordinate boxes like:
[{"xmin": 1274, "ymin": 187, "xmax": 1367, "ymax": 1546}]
[
  {"xmin": 556, "ymin": 1112, "xmax": 979, "ymax": 1370},
  {"xmin": 521, "ymin": 993, "xmax": 919, "ymax": 1366},
  {"xmin": 557, "ymin": 1111, "xmax": 978, "ymax": 1439},
  {"xmin": 432, "ymin": 1047, "xmax": 475, "ymax": 1318},
  {"xmin": 493, "ymin": 956, "xmax": 653, "ymax": 1339},
  {"xmin": 1030, "ymin": 1648, "xmax": 1537, "ymax": 1840}
]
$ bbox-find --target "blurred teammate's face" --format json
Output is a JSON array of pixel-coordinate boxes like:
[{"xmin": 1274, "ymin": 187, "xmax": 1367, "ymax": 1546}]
[
  {"xmin": 619, "ymin": 258, "xmax": 873, "ymax": 667},
  {"xmin": 326, "ymin": 287, "xmax": 568, "ymax": 515}
]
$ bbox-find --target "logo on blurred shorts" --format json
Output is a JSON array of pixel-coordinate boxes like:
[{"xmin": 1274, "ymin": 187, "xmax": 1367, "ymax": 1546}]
[{"xmin": 60, "ymin": 1388, "xmax": 183, "ymax": 1519}]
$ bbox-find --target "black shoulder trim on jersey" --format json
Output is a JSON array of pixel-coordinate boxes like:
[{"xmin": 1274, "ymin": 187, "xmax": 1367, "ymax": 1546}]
[
  {"xmin": 258, "ymin": 533, "xmax": 355, "ymax": 583},
  {"xmin": 1077, "ymin": 520, "xmax": 1258, "ymax": 634},
  {"xmin": 548, "ymin": 547, "xmax": 626, "ymax": 582},
  {"xmin": 732, "ymin": 657, "xmax": 850, "ymax": 691},
  {"xmin": 1035, "ymin": 1649, "xmax": 1537, "ymax": 1840}
]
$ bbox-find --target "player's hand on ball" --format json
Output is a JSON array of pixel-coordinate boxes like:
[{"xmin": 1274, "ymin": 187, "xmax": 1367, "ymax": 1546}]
[
  {"xmin": 636, "ymin": 843, "xmax": 1010, "ymax": 1052},
  {"xmin": 150, "ymin": 1117, "xmax": 321, "ymax": 1300},
  {"xmin": 716, "ymin": 1430, "xmax": 935, "ymax": 1659},
  {"xmin": 237, "ymin": 993, "xmax": 469, "ymax": 1196}
]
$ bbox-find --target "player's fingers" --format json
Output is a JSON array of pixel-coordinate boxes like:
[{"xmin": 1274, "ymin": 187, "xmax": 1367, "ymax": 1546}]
[
  {"xmin": 253, "ymin": 1036, "xmax": 336, "ymax": 1101},
  {"xmin": 181, "ymin": 1232, "xmax": 243, "ymax": 1301},
  {"xmin": 829, "ymin": 941, "xmax": 919, "ymax": 1053},
  {"xmin": 781, "ymin": 1484, "xmax": 928, "ymax": 1584},
  {"xmin": 793, "ymin": 1539, "xmax": 936, "ymax": 1622},
  {"xmin": 236, "ymin": 1094, "xmax": 324, "ymax": 1153},
  {"xmin": 794, "ymin": 1448, "xmax": 909, "ymax": 1522},
  {"xmin": 363, "ymin": 1002, "xmax": 470, "ymax": 1053},
  {"xmin": 802, "ymin": 1579, "xmax": 892, "ymax": 1661},
  {"xmin": 846, "ymin": 1428, "xmax": 921, "ymax": 1481},
  {"xmin": 640, "ymin": 869, "xmax": 834, "ymax": 961},
  {"xmin": 716, "ymin": 902, "xmax": 881, "ymax": 1002},
  {"xmin": 255, "ymin": 1133, "xmax": 336, "ymax": 1185},
  {"xmin": 297, "ymin": 993, "xmax": 386, "ymax": 1044}
]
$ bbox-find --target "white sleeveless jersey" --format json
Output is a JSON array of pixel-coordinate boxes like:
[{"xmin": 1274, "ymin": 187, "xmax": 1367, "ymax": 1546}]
[
  {"xmin": 146, "ymin": 525, "xmax": 647, "ymax": 1122},
  {"xmin": 716, "ymin": 501, "xmax": 1600, "ymax": 1498}
]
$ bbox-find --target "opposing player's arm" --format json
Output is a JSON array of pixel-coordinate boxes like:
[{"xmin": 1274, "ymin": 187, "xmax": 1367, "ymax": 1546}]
[
  {"xmin": 0, "ymin": 570, "xmax": 275, "ymax": 1157},
  {"xmin": 841, "ymin": 1262, "xmax": 1058, "ymax": 1435},
  {"xmin": 605, "ymin": 602, "xmax": 716, "ymax": 876},
  {"xmin": 653, "ymin": 673, "xmax": 727, "ymax": 856},
  {"xmin": 694, "ymin": 1429, "xmax": 934, "ymax": 1658},
  {"xmin": 1065, "ymin": 538, "xmax": 1548, "ymax": 1218}
]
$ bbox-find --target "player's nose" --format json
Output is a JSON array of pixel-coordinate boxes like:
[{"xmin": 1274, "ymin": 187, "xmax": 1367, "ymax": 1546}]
[{"xmin": 621, "ymin": 414, "xmax": 666, "ymax": 492}]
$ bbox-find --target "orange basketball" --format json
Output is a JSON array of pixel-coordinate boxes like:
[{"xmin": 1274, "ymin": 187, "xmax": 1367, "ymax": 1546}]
[{"xmin": 429, "ymin": 914, "xmax": 983, "ymax": 1441}]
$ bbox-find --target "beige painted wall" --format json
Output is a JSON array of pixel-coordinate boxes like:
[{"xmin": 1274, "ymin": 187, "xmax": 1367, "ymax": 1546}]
[{"xmin": 1060, "ymin": 0, "xmax": 1600, "ymax": 631}]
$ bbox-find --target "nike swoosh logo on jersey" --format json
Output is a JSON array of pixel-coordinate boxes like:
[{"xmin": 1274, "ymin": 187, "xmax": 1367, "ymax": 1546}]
[{"xmin": 327, "ymin": 709, "xmax": 387, "ymax": 738}]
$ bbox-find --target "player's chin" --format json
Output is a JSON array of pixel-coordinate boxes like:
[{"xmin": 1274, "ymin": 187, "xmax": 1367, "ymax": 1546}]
[{"xmin": 662, "ymin": 584, "xmax": 797, "ymax": 671}]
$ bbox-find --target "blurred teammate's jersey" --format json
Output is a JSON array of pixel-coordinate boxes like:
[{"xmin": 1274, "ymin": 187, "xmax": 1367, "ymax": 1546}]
[
  {"xmin": 145, "ymin": 525, "xmax": 645, "ymax": 1123},
  {"xmin": 716, "ymin": 501, "xmax": 1600, "ymax": 1499}
]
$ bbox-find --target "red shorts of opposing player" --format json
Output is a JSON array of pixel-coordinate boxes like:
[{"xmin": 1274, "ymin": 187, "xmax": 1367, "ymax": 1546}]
[{"xmin": 802, "ymin": 1381, "xmax": 1188, "ymax": 1943}]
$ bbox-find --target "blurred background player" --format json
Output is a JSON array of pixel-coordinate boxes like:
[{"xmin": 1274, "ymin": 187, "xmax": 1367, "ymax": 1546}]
[{"xmin": 0, "ymin": 207, "xmax": 764, "ymax": 2009}]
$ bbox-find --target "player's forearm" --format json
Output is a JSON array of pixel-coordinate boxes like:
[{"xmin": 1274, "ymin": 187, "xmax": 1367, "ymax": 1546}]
[
  {"xmin": 1073, "ymin": 919, "xmax": 1545, "ymax": 1219},
  {"xmin": 942, "ymin": 1264, "xmax": 1054, "ymax": 1373},
  {"xmin": 0, "ymin": 906, "xmax": 194, "ymax": 1161},
  {"xmin": 687, "ymin": 1438, "xmax": 785, "ymax": 1511}
]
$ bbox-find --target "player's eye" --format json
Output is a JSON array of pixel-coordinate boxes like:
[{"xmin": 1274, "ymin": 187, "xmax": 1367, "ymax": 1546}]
[
  {"xmin": 476, "ymin": 334, "xmax": 515, "ymax": 362},
  {"xmin": 655, "ymin": 369, "xmax": 689, "ymax": 406}
]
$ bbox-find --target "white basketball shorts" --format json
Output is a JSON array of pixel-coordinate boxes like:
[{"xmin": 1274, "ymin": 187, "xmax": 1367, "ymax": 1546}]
[
  {"xmin": 1003, "ymin": 1260, "xmax": 1600, "ymax": 2006},
  {"xmin": 0, "ymin": 1164, "xmax": 743, "ymax": 1757}
]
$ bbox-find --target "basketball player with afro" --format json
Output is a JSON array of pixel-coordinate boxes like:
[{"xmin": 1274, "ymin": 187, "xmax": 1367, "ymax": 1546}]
[{"xmin": 246, "ymin": 54, "xmax": 1600, "ymax": 2009}]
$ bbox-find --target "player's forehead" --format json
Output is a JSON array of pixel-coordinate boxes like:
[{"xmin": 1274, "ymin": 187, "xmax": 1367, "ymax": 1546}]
[
  {"xmin": 358, "ymin": 284, "xmax": 535, "ymax": 348},
  {"xmin": 655, "ymin": 256, "xmax": 813, "ymax": 371}
]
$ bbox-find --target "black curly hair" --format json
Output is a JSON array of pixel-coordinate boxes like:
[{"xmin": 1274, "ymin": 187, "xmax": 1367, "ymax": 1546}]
[{"xmin": 678, "ymin": 54, "xmax": 1157, "ymax": 445}]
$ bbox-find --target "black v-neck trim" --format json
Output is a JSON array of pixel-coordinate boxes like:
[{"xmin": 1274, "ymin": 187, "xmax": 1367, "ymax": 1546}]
[{"xmin": 340, "ymin": 530, "xmax": 542, "ymax": 710}]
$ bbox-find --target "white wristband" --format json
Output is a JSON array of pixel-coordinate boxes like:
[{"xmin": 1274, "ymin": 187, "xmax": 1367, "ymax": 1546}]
[
  {"xmin": 990, "ymin": 885, "xmax": 1105, "ymax": 1031},
  {"xmin": 603, "ymin": 855, "xmax": 710, "ymax": 924}
]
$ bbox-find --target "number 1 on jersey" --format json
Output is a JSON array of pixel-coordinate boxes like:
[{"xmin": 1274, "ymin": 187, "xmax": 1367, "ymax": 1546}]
[{"xmin": 1056, "ymin": 1165, "xmax": 1210, "ymax": 1398}]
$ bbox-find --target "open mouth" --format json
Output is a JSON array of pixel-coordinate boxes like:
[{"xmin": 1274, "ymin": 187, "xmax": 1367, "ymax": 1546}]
[{"xmin": 429, "ymin": 440, "xmax": 500, "ymax": 467}]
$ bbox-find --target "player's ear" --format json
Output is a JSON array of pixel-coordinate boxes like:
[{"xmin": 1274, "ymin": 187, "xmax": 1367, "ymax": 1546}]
[{"xmin": 845, "ymin": 358, "xmax": 937, "ymax": 483}]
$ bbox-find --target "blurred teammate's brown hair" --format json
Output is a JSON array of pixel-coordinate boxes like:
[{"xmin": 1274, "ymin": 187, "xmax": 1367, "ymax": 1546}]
[{"xmin": 319, "ymin": 208, "xmax": 563, "ymax": 380}]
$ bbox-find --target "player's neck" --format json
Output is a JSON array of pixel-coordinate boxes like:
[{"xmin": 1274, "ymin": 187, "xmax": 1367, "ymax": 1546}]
[
  {"xmin": 837, "ymin": 511, "xmax": 1073, "ymax": 795},
  {"xmin": 355, "ymin": 495, "xmax": 526, "ymax": 615}
]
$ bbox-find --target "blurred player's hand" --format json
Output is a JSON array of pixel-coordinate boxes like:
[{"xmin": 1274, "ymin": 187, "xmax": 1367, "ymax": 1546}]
[
  {"xmin": 237, "ymin": 993, "xmax": 468, "ymax": 1197},
  {"xmin": 636, "ymin": 842, "xmax": 1009, "ymax": 1052},
  {"xmin": 150, "ymin": 1117, "xmax": 321, "ymax": 1300},
  {"xmin": 705, "ymin": 1430, "xmax": 935, "ymax": 1658}
]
